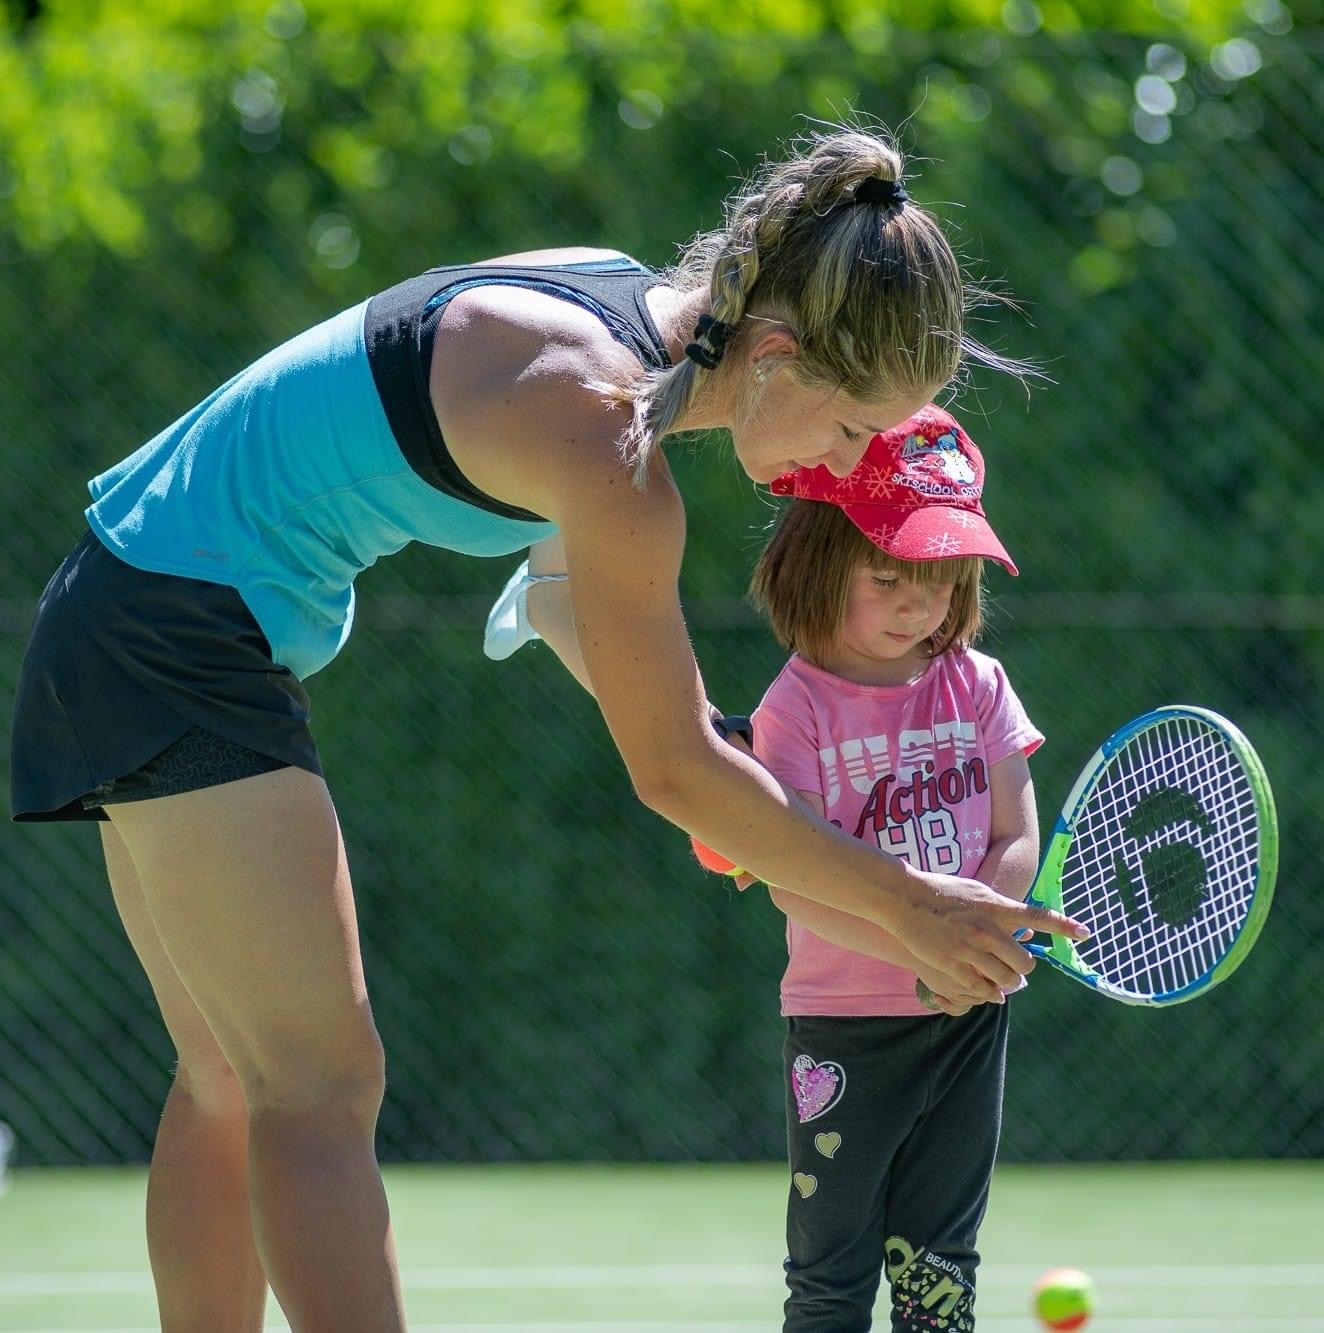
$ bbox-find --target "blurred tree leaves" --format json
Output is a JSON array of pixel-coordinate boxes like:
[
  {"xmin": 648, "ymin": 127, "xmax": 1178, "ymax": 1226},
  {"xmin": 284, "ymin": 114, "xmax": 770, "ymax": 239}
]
[
  {"xmin": 1, "ymin": 3, "xmax": 1313, "ymax": 606},
  {"xmin": 0, "ymin": 5, "xmax": 1315, "ymax": 608},
  {"xmin": 0, "ymin": 0, "xmax": 1262, "ymax": 259}
]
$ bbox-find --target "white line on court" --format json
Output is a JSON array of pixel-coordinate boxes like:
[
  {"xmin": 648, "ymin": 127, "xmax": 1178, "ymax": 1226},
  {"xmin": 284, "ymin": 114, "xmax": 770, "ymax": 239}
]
[
  {"xmin": 20, "ymin": 1322, "xmax": 1324, "ymax": 1333},
  {"xmin": 988, "ymin": 1264, "xmax": 1324, "ymax": 1288},
  {"xmin": 3, "ymin": 1262, "xmax": 1324, "ymax": 1296}
]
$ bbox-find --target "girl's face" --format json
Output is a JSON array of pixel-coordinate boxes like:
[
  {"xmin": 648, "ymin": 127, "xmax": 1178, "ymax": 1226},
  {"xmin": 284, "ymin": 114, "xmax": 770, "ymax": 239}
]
[
  {"xmin": 821, "ymin": 561, "xmax": 955, "ymax": 686},
  {"xmin": 730, "ymin": 376, "xmax": 935, "ymax": 485}
]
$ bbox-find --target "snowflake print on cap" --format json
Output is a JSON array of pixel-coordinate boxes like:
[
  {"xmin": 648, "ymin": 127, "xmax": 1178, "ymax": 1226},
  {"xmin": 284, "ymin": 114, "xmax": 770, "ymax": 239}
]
[
  {"xmin": 864, "ymin": 523, "xmax": 900, "ymax": 547},
  {"xmin": 765, "ymin": 405, "xmax": 1019, "ymax": 575},
  {"xmin": 859, "ymin": 465, "xmax": 899, "ymax": 501},
  {"xmin": 924, "ymin": 532, "xmax": 963, "ymax": 556}
]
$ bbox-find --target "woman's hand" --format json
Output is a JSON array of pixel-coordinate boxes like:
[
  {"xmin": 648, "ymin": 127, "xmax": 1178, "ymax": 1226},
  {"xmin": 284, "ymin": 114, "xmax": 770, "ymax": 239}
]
[
  {"xmin": 914, "ymin": 962, "xmax": 1028, "ymax": 1016},
  {"xmin": 913, "ymin": 972, "xmax": 974, "ymax": 1017},
  {"xmin": 894, "ymin": 868, "xmax": 1081, "ymax": 1004},
  {"xmin": 708, "ymin": 732, "xmax": 1083, "ymax": 998}
]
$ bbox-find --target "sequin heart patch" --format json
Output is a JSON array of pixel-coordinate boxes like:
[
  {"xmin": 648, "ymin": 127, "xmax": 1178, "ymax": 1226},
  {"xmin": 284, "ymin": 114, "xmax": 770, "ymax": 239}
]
[{"xmin": 791, "ymin": 1053, "xmax": 846, "ymax": 1124}]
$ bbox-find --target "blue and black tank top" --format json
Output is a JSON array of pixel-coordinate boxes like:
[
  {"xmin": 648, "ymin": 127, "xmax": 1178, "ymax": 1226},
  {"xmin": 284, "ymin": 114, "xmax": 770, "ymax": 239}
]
[{"xmin": 84, "ymin": 256, "xmax": 671, "ymax": 679}]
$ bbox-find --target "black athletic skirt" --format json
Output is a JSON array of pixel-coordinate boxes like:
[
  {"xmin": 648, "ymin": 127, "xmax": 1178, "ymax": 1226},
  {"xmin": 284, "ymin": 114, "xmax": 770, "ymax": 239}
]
[{"xmin": 9, "ymin": 531, "xmax": 323, "ymax": 822}]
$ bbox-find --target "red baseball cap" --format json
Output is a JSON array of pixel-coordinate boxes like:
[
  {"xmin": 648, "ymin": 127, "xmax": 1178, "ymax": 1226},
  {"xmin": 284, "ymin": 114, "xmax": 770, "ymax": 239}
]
[{"xmin": 768, "ymin": 405, "xmax": 1018, "ymax": 575}]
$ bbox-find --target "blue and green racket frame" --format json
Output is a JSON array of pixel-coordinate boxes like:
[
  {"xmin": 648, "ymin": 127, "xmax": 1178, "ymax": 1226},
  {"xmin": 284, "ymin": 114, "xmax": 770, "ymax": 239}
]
[{"xmin": 1023, "ymin": 704, "xmax": 1278, "ymax": 1007}]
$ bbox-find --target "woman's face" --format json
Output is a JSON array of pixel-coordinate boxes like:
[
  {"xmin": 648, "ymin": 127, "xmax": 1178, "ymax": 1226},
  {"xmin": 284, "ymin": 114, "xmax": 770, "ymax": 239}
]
[{"xmin": 731, "ymin": 373, "xmax": 936, "ymax": 485}]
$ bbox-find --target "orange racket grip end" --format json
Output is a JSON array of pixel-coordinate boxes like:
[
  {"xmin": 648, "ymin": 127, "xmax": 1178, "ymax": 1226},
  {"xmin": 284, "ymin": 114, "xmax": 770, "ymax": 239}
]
[{"xmin": 690, "ymin": 835, "xmax": 743, "ymax": 877}]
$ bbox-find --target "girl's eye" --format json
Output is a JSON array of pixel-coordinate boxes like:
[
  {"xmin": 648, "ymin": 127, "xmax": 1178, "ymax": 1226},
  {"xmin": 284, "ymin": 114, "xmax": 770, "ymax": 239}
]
[
  {"xmin": 840, "ymin": 424, "xmax": 862, "ymax": 442},
  {"xmin": 873, "ymin": 577, "xmax": 897, "ymax": 590}
]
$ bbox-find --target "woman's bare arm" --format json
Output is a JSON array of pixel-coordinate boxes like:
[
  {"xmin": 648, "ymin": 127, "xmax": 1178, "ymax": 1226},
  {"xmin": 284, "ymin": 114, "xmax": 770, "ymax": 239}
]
[
  {"xmin": 545, "ymin": 435, "xmax": 1076, "ymax": 998},
  {"xmin": 764, "ymin": 791, "xmax": 925, "ymax": 968},
  {"xmin": 767, "ymin": 761, "xmax": 1038, "ymax": 1012},
  {"xmin": 429, "ymin": 291, "xmax": 1083, "ymax": 997},
  {"xmin": 523, "ymin": 539, "xmax": 976, "ymax": 994},
  {"xmin": 526, "ymin": 535, "xmax": 592, "ymax": 692}
]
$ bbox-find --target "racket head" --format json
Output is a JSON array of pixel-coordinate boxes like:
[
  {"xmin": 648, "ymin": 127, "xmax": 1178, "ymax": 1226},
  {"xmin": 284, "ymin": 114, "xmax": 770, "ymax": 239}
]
[{"xmin": 1028, "ymin": 705, "xmax": 1277, "ymax": 1007}]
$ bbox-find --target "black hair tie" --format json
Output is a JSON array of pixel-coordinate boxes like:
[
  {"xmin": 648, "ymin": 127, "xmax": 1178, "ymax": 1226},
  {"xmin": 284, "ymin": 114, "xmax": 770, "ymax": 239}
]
[
  {"xmin": 855, "ymin": 176, "xmax": 908, "ymax": 209},
  {"xmin": 684, "ymin": 313, "xmax": 738, "ymax": 371}
]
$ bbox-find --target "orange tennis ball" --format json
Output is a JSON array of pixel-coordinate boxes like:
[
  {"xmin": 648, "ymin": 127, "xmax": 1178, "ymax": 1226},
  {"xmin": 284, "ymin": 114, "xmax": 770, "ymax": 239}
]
[
  {"xmin": 1033, "ymin": 1267, "xmax": 1095, "ymax": 1330},
  {"xmin": 690, "ymin": 835, "xmax": 741, "ymax": 876}
]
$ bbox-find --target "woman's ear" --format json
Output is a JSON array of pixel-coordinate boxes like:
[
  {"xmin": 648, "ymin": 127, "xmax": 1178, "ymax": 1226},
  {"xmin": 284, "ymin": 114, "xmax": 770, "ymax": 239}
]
[{"xmin": 745, "ymin": 322, "xmax": 800, "ymax": 372}]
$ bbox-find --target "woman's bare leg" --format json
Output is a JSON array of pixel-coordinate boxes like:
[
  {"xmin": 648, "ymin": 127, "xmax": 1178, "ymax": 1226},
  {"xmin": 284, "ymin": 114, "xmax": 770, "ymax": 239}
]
[
  {"xmin": 101, "ymin": 823, "xmax": 268, "ymax": 1333},
  {"xmin": 107, "ymin": 767, "xmax": 406, "ymax": 1333}
]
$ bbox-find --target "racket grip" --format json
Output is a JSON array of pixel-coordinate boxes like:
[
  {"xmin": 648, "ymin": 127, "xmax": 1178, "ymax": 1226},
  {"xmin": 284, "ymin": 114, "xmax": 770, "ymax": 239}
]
[
  {"xmin": 692, "ymin": 712, "xmax": 755, "ymax": 877},
  {"xmin": 690, "ymin": 835, "xmax": 744, "ymax": 877}
]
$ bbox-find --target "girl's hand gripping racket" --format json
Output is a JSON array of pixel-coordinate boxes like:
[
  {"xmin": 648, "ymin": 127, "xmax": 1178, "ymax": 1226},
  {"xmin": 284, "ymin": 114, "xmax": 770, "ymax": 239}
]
[{"xmin": 922, "ymin": 705, "xmax": 1277, "ymax": 1009}]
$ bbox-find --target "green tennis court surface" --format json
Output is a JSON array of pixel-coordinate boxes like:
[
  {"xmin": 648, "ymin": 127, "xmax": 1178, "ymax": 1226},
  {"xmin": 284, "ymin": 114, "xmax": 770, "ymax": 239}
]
[{"xmin": 0, "ymin": 1162, "xmax": 1319, "ymax": 1331}]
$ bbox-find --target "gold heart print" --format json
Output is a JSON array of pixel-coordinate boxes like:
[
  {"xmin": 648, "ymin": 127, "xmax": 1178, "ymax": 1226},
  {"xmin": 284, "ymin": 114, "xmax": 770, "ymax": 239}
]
[
  {"xmin": 793, "ymin": 1172, "xmax": 817, "ymax": 1199},
  {"xmin": 814, "ymin": 1131, "xmax": 842, "ymax": 1159}
]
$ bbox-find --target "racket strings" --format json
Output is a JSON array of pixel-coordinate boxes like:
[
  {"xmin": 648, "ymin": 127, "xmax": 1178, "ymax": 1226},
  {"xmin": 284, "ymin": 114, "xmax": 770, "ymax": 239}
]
[
  {"xmin": 1060, "ymin": 715, "xmax": 1260, "ymax": 1000},
  {"xmin": 1081, "ymin": 724, "xmax": 1255, "ymax": 991},
  {"xmin": 1070, "ymin": 726, "xmax": 1255, "ymax": 993}
]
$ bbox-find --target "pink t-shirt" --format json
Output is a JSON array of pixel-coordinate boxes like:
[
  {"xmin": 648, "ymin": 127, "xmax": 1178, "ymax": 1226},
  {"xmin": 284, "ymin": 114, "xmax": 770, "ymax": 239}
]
[{"xmin": 754, "ymin": 648, "xmax": 1043, "ymax": 1018}]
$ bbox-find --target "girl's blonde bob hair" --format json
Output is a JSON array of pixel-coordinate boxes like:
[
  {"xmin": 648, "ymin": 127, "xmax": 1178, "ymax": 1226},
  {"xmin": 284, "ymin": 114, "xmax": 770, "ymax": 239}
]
[{"xmin": 750, "ymin": 500, "xmax": 985, "ymax": 670}]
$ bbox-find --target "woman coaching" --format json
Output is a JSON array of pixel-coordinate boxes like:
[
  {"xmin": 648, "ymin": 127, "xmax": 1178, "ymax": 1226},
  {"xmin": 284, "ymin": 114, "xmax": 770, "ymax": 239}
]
[{"xmin": 10, "ymin": 127, "xmax": 1084, "ymax": 1331}]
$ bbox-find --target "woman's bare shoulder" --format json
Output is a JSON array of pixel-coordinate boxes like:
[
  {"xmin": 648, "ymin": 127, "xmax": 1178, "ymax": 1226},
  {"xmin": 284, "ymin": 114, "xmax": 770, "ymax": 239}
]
[
  {"xmin": 471, "ymin": 245, "xmax": 634, "ymax": 267},
  {"xmin": 428, "ymin": 282, "xmax": 665, "ymax": 523}
]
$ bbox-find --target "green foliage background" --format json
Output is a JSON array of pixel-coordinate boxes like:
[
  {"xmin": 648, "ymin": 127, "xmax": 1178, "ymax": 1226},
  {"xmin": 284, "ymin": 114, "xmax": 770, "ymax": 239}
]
[{"xmin": 2, "ymin": 1, "xmax": 1320, "ymax": 1164}]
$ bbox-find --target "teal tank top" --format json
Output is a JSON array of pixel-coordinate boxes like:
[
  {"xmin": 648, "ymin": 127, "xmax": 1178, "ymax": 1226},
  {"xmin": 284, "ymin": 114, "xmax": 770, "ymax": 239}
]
[{"xmin": 85, "ymin": 257, "xmax": 669, "ymax": 680}]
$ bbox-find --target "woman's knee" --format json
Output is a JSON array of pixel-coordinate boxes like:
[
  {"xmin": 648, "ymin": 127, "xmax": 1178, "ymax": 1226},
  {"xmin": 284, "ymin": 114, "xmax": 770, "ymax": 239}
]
[
  {"xmin": 174, "ymin": 1054, "xmax": 249, "ymax": 1118},
  {"xmin": 240, "ymin": 1022, "xmax": 387, "ymax": 1123},
  {"xmin": 184, "ymin": 1026, "xmax": 388, "ymax": 1128}
]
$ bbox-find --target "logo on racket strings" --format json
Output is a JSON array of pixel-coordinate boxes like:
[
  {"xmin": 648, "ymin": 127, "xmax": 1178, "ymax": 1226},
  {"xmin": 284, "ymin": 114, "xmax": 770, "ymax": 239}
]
[{"xmin": 1111, "ymin": 786, "xmax": 1213, "ymax": 927}]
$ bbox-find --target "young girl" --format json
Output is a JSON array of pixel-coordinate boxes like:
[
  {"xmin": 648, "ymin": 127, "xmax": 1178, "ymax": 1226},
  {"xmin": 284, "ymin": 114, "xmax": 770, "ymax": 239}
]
[
  {"xmin": 10, "ymin": 124, "xmax": 1078, "ymax": 1330},
  {"xmin": 748, "ymin": 405, "xmax": 1043, "ymax": 1332}
]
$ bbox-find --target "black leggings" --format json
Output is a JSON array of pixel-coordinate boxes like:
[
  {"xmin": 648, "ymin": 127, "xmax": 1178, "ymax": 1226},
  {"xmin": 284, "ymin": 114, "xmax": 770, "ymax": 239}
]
[{"xmin": 782, "ymin": 1004, "xmax": 1009, "ymax": 1333}]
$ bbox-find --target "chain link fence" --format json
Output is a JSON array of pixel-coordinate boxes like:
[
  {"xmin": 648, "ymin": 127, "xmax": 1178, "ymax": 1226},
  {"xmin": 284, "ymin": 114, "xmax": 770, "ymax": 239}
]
[{"xmin": 2, "ymin": 16, "xmax": 1321, "ymax": 1166}]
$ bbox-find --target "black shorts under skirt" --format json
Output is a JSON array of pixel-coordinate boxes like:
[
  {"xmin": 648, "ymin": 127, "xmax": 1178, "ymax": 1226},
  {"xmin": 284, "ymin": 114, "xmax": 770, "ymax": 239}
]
[{"xmin": 9, "ymin": 531, "xmax": 323, "ymax": 822}]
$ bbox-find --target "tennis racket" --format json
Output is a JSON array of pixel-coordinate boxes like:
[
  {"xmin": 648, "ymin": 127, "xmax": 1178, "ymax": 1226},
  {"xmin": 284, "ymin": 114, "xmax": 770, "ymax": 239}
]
[{"xmin": 920, "ymin": 704, "xmax": 1277, "ymax": 1009}]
